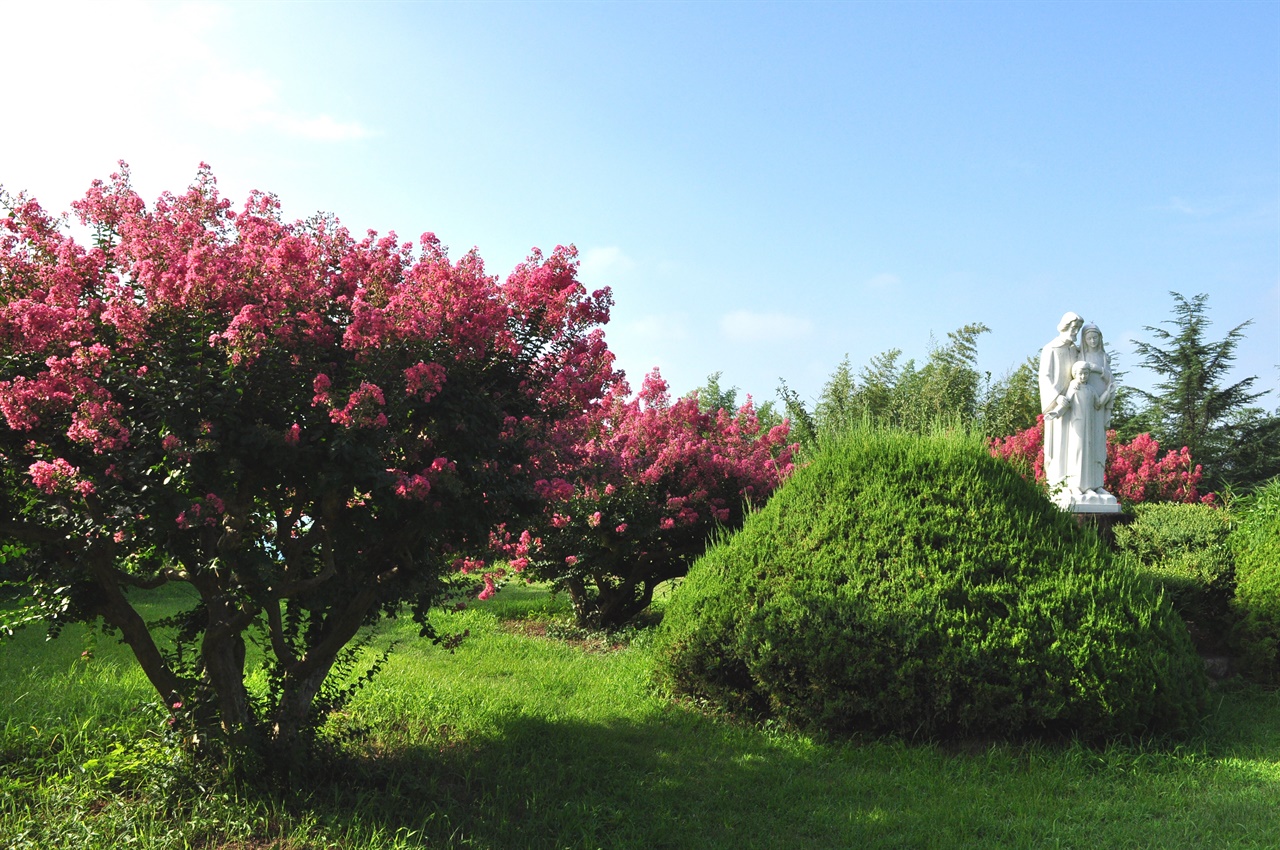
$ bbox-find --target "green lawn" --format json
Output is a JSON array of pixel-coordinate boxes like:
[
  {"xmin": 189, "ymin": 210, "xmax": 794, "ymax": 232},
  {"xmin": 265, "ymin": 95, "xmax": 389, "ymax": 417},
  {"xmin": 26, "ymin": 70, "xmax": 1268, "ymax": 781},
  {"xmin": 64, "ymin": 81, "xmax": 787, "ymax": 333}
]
[{"xmin": 2, "ymin": 583, "xmax": 1278, "ymax": 849}]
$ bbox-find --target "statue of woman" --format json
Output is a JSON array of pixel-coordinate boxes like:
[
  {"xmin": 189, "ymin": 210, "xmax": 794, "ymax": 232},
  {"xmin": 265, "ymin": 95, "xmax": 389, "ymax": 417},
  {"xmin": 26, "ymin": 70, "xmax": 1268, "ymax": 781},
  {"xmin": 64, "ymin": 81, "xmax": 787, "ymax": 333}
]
[{"xmin": 1064, "ymin": 323, "xmax": 1115, "ymax": 497}]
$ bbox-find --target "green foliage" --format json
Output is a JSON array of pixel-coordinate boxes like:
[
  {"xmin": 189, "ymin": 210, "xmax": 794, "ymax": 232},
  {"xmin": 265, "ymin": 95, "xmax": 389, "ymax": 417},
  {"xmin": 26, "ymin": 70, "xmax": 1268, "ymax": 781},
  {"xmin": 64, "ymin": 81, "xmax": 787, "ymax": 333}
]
[
  {"xmin": 1216, "ymin": 404, "xmax": 1280, "ymax": 494},
  {"xmin": 783, "ymin": 323, "xmax": 1052, "ymax": 443},
  {"xmin": 1230, "ymin": 477, "xmax": 1280, "ymax": 684},
  {"xmin": 1130, "ymin": 292, "xmax": 1267, "ymax": 490},
  {"xmin": 687, "ymin": 371, "xmax": 783, "ymax": 432},
  {"xmin": 1113, "ymin": 503, "xmax": 1236, "ymax": 652},
  {"xmin": 654, "ymin": 426, "xmax": 1208, "ymax": 741},
  {"xmin": 978, "ymin": 357, "xmax": 1040, "ymax": 439}
]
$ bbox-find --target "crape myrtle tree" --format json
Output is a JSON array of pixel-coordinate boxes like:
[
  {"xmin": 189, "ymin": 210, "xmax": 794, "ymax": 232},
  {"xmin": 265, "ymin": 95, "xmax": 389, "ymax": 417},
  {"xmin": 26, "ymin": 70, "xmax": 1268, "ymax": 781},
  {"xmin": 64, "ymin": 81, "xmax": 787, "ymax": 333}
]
[
  {"xmin": 0, "ymin": 165, "xmax": 618, "ymax": 753},
  {"xmin": 526, "ymin": 369, "xmax": 796, "ymax": 628}
]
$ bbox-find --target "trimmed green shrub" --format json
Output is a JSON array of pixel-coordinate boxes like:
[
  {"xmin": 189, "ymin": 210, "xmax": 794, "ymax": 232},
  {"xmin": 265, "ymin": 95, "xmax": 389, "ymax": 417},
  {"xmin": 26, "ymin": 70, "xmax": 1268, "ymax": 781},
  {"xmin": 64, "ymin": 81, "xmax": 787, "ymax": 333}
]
[
  {"xmin": 654, "ymin": 427, "xmax": 1208, "ymax": 741},
  {"xmin": 1114, "ymin": 503, "xmax": 1235, "ymax": 652},
  {"xmin": 1230, "ymin": 477, "xmax": 1280, "ymax": 685}
]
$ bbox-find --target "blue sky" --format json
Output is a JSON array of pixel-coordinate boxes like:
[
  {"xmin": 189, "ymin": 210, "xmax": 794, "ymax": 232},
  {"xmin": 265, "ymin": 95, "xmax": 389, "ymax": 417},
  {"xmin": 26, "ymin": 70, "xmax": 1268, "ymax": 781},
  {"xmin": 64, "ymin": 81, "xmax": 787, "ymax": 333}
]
[{"xmin": 3, "ymin": 0, "xmax": 1277, "ymax": 411}]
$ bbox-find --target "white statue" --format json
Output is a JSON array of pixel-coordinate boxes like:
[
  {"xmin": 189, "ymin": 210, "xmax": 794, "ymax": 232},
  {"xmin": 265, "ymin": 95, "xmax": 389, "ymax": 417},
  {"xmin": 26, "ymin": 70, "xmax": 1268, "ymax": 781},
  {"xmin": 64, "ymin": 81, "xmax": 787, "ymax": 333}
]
[
  {"xmin": 1039, "ymin": 314, "xmax": 1120, "ymax": 513},
  {"xmin": 1040, "ymin": 312, "xmax": 1083, "ymax": 493}
]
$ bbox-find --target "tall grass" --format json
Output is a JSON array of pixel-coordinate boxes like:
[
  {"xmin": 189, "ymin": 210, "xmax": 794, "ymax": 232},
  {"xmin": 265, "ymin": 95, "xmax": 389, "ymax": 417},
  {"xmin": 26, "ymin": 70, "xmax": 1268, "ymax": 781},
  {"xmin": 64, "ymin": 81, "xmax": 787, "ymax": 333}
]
[{"xmin": 2, "ymin": 583, "xmax": 1278, "ymax": 849}]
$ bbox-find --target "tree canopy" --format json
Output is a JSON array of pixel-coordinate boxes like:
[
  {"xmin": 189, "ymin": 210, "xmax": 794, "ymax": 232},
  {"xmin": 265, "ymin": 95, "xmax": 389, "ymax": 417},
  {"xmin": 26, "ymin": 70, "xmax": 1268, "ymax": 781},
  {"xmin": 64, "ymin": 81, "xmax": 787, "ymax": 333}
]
[{"xmin": 0, "ymin": 165, "xmax": 618, "ymax": 754}]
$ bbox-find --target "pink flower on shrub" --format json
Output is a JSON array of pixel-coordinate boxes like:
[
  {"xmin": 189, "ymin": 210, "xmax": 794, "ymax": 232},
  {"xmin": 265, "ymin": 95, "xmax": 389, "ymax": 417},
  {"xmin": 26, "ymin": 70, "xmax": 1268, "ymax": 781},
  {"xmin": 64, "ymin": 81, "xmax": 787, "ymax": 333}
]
[
  {"xmin": 311, "ymin": 373, "xmax": 332, "ymax": 406},
  {"xmin": 990, "ymin": 416, "xmax": 1209, "ymax": 504},
  {"xmin": 404, "ymin": 361, "xmax": 447, "ymax": 401},
  {"xmin": 28, "ymin": 458, "xmax": 84, "ymax": 495},
  {"xmin": 329, "ymin": 382, "xmax": 387, "ymax": 429}
]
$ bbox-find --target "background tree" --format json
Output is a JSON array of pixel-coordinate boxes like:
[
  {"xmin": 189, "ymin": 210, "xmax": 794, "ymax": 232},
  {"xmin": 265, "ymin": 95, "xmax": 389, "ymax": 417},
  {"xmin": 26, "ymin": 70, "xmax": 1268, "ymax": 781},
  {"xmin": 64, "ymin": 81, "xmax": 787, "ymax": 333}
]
[
  {"xmin": 0, "ymin": 166, "xmax": 617, "ymax": 757},
  {"xmin": 978, "ymin": 357, "xmax": 1040, "ymax": 439},
  {"xmin": 686, "ymin": 371, "xmax": 783, "ymax": 432},
  {"xmin": 1130, "ymin": 292, "xmax": 1268, "ymax": 490},
  {"xmin": 780, "ymin": 323, "xmax": 993, "ymax": 440},
  {"xmin": 529, "ymin": 369, "xmax": 795, "ymax": 628}
]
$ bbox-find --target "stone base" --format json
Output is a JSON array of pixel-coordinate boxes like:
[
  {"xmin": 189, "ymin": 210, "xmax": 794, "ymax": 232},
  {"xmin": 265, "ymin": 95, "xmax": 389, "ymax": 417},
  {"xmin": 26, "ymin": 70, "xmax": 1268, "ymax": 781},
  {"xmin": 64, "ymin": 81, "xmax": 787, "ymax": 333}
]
[{"xmin": 1053, "ymin": 488, "xmax": 1122, "ymax": 514}]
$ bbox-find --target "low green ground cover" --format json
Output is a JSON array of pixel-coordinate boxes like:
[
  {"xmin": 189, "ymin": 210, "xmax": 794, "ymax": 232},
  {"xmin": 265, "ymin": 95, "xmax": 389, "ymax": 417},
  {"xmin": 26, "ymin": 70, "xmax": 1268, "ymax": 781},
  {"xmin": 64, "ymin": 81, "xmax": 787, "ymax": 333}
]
[{"xmin": 2, "ymin": 583, "xmax": 1279, "ymax": 849}]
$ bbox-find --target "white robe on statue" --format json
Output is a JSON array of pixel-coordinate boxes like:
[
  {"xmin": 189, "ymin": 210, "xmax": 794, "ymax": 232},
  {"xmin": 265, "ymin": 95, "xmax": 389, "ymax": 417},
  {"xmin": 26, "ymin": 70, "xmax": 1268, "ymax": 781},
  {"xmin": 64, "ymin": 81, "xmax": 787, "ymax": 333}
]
[{"xmin": 1038, "ymin": 337, "xmax": 1079, "ymax": 494}]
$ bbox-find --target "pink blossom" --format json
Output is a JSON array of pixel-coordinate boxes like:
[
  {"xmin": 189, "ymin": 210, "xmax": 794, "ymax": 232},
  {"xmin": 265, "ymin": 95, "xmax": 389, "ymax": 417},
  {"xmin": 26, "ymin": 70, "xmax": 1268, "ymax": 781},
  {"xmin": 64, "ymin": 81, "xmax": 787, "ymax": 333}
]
[
  {"xmin": 990, "ymin": 417, "xmax": 1209, "ymax": 504},
  {"xmin": 404, "ymin": 361, "xmax": 447, "ymax": 401},
  {"xmin": 312, "ymin": 373, "xmax": 332, "ymax": 406},
  {"xmin": 615, "ymin": 523, "xmax": 628, "ymax": 534},
  {"xmin": 565, "ymin": 555, "xmax": 578, "ymax": 566},
  {"xmin": 284, "ymin": 423, "xmax": 301, "ymax": 445},
  {"xmin": 587, "ymin": 511, "xmax": 601, "ymax": 528},
  {"xmin": 28, "ymin": 458, "xmax": 80, "ymax": 494}
]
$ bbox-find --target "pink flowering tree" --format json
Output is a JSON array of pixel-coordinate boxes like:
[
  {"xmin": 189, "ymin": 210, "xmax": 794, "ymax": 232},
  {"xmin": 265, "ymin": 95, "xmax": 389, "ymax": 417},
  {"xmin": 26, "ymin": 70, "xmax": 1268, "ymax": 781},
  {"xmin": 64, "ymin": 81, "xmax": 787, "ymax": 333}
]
[
  {"xmin": 990, "ymin": 416, "xmax": 1211, "ymax": 504},
  {"xmin": 526, "ymin": 369, "xmax": 796, "ymax": 628},
  {"xmin": 0, "ymin": 164, "xmax": 617, "ymax": 754}
]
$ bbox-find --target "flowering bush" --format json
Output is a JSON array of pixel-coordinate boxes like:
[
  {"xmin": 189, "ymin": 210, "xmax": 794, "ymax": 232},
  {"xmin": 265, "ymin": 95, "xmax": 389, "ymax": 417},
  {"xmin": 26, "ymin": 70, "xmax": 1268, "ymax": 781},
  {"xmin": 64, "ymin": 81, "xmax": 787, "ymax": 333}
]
[
  {"xmin": 0, "ymin": 164, "xmax": 617, "ymax": 753},
  {"xmin": 526, "ymin": 369, "xmax": 796, "ymax": 628},
  {"xmin": 989, "ymin": 416, "xmax": 1211, "ymax": 504}
]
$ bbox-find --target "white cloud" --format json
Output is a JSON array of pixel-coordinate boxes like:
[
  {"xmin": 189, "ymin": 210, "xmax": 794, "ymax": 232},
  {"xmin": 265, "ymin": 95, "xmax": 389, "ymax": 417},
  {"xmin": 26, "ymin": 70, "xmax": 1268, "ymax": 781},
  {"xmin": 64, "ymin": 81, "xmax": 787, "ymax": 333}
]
[
  {"xmin": 624, "ymin": 313, "xmax": 691, "ymax": 343},
  {"xmin": 0, "ymin": 1, "xmax": 372, "ymax": 206},
  {"xmin": 719, "ymin": 310, "xmax": 813, "ymax": 343},
  {"xmin": 1163, "ymin": 197, "xmax": 1216, "ymax": 216},
  {"xmin": 578, "ymin": 246, "xmax": 635, "ymax": 282},
  {"xmin": 273, "ymin": 114, "xmax": 375, "ymax": 142},
  {"xmin": 864, "ymin": 272, "xmax": 902, "ymax": 290}
]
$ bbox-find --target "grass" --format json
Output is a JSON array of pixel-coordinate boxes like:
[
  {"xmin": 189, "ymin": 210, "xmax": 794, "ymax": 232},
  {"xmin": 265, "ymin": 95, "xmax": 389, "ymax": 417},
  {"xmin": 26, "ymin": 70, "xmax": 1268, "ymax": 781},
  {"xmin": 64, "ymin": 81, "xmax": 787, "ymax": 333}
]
[{"xmin": 2, "ymin": 582, "xmax": 1279, "ymax": 849}]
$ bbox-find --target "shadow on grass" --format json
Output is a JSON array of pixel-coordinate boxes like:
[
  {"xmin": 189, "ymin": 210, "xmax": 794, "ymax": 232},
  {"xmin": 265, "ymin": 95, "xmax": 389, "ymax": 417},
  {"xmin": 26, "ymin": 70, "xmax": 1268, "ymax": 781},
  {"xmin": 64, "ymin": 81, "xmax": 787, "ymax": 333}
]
[{"xmin": 258, "ymin": 691, "xmax": 1280, "ymax": 850}]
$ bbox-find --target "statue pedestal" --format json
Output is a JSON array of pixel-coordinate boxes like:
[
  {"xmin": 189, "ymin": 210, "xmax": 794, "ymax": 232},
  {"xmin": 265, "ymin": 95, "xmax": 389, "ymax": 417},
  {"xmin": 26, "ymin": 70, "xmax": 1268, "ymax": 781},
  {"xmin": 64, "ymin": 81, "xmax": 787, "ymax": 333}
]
[
  {"xmin": 1070, "ymin": 510, "xmax": 1131, "ymax": 545},
  {"xmin": 1053, "ymin": 489, "xmax": 1122, "ymax": 514},
  {"xmin": 1053, "ymin": 489, "xmax": 1125, "ymax": 544}
]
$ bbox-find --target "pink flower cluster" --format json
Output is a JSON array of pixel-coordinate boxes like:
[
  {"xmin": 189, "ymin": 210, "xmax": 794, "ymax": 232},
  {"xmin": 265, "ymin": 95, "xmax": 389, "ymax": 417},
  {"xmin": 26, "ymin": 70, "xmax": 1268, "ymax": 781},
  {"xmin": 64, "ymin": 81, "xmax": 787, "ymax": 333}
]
[
  {"xmin": 390, "ymin": 457, "xmax": 455, "ymax": 501},
  {"xmin": 328, "ymin": 382, "xmax": 388, "ymax": 429},
  {"xmin": 28, "ymin": 457, "xmax": 94, "ymax": 497},
  {"xmin": 990, "ymin": 416, "xmax": 1210, "ymax": 504},
  {"xmin": 176, "ymin": 493, "xmax": 226, "ymax": 529},
  {"xmin": 529, "ymin": 367, "xmax": 796, "ymax": 596}
]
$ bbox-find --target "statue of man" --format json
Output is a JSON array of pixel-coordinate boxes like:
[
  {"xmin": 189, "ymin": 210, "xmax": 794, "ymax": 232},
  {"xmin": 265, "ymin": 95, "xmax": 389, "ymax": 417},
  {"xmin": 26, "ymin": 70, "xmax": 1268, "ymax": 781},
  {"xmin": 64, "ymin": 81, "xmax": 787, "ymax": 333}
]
[{"xmin": 1039, "ymin": 311, "xmax": 1084, "ymax": 498}]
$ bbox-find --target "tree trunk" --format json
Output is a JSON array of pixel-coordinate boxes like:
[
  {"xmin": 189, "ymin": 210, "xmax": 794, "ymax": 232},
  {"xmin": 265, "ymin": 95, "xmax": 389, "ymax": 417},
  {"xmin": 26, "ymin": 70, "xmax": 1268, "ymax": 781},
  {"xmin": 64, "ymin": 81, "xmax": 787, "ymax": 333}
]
[
  {"xmin": 87, "ymin": 558, "xmax": 186, "ymax": 706},
  {"xmin": 201, "ymin": 627, "xmax": 254, "ymax": 749}
]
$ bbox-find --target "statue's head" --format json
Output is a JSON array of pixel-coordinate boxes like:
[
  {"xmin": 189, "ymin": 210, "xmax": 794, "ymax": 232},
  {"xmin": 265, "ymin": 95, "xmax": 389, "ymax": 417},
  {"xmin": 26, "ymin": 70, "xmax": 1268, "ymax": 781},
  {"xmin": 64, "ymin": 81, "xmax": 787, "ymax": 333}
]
[
  {"xmin": 1057, "ymin": 311, "xmax": 1084, "ymax": 335},
  {"xmin": 1081, "ymin": 323, "xmax": 1103, "ymax": 350}
]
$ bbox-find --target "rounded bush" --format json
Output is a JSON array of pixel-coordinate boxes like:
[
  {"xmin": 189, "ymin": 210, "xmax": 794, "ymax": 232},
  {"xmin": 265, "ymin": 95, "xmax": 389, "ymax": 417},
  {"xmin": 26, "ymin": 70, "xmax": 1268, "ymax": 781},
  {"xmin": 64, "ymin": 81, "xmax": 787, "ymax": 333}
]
[
  {"xmin": 1114, "ymin": 502, "xmax": 1235, "ymax": 652},
  {"xmin": 654, "ymin": 427, "xmax": 1208, "ymax": 741},
  {"xmin": 1230, "ymin": 477, "xmax": 1280, "ymax": 684}
]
